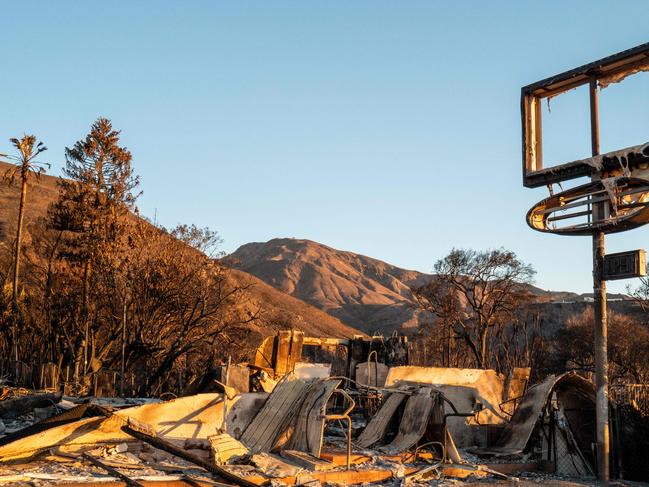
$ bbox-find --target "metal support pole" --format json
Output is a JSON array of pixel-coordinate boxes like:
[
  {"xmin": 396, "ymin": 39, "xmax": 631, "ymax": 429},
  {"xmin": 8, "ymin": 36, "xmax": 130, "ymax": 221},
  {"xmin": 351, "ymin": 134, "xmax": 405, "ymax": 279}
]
[{"xmin": 590, "ymin": 79, "xmax": 610, "ymax": 482}]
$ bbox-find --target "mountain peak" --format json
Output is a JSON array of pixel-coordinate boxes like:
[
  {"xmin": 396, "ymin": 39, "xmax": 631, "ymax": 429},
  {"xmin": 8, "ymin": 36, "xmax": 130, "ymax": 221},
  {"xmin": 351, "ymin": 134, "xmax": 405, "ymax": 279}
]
[{"xmin": 227, "ymin": 238, "xmax": 433, "ymax": 333}]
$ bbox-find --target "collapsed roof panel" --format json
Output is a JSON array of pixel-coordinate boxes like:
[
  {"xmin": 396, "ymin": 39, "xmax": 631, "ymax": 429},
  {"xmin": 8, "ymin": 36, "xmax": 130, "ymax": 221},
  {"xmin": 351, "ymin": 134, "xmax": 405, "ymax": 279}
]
[
  {"xmin": 476, "ymin": 372, "xmax": 595, "ymax": 457},
  {"xmin": 0, "ymin": 393, "xmax": 264, "ymax": 463}
]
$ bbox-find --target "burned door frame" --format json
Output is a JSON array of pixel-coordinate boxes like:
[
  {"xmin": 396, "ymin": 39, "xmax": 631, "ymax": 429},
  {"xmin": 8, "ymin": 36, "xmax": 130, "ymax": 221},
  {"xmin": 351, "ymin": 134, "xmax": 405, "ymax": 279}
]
[{"xmin": 253, "ymin": 331, "xmax": 409, "ymax": 382}]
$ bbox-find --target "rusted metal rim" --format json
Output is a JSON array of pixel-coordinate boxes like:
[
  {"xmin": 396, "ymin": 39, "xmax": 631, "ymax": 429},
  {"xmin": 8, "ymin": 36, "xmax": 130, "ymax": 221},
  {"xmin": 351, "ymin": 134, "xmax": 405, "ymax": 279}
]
[{"xmin": 526, "ymin": 177, "xmax": 649, "ymax": 235}]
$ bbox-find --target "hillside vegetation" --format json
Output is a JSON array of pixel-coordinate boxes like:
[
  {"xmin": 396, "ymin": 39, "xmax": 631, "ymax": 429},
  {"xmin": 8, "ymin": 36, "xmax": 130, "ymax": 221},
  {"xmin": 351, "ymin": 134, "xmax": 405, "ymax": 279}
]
[
  {"xmin": 0, "ymin": 161, "xmax": 359, "ymax": 340},
  {"xmin": 0, "ymin": 122, "xmax": 362, "ymax": 397}
]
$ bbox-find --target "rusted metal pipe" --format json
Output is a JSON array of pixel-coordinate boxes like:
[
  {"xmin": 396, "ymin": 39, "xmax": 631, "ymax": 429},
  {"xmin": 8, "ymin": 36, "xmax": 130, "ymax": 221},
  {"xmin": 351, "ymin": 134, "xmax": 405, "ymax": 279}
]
[{"xmin": 323, "ymin": 388, "xmax": 355, "ymax": 470}]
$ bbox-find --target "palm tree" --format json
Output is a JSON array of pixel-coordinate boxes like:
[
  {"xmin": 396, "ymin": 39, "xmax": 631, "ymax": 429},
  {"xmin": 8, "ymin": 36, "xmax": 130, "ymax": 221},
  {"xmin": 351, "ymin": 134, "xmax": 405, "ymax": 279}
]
[{"xmin": 1, "ymin": 135, "xmax": 48, "ymax": 350}]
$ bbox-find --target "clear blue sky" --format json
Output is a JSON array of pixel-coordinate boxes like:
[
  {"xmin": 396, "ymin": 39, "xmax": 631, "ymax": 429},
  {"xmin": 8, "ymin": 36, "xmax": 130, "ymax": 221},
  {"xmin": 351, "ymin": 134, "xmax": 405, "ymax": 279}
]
[{"xmin": 2, "ymin": 1, "xmax": 648, "ymax": 294}]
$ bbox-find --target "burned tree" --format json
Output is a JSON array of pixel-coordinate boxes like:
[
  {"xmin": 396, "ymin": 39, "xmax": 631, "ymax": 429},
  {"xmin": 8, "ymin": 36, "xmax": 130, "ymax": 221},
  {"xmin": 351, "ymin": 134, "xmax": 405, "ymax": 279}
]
[
  {"xmin": 1, "ymin": 136, "xmax": 48, "ymax": 307},
  {"xmin": 413, "ymin": 248, "xmax": 535, "ymax": 370},
  {"xmin": 546, "ymin": 308, "xmax": 649, "ymax": 384},
  {"xmin": 627, "ymin": 277, "xmax": 649, "ymax": 322},
  {"xmin": 0, "ymin": 117, "xmax": 260, "ymax": 396},
  {"xmin": 1, "ymin": 135, "xmax": 48, "ymax": 362},
  {"xmin": 117, "ymin": 222, "xmax": 253, "ymax": 395},
  {"xmin": 48, "ymin": 117, "xmax": 139, "ymax": 387}
]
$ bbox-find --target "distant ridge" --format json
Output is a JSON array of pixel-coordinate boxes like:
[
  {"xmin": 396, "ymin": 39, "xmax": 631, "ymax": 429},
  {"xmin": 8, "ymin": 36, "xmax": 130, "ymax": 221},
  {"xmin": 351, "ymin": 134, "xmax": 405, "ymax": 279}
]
[
  {"xmin": 227, "ymin": 238, "xmax": 434, "ymax": 333},
  {"xmin": 227, "ymin": 238, "xmax": 629, "ymax": 334}
]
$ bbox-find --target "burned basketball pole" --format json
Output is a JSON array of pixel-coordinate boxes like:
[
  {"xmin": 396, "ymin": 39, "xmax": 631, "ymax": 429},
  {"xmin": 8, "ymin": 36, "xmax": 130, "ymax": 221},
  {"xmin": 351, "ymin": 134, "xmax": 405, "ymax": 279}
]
[
  {"xmin": 589, "ymin": 77, "xmax": 609, "ymax": 481},
  {"xmin": 521, "ymin": 42, "xmax": 649, "ymax": 482}
]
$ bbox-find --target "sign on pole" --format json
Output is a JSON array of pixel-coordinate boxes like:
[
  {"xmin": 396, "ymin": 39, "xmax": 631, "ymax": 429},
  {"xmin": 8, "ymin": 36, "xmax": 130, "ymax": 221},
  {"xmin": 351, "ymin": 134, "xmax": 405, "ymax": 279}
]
[{"xmin": 603, "ymin": 250, "xmax": 646, "ymax": 281}]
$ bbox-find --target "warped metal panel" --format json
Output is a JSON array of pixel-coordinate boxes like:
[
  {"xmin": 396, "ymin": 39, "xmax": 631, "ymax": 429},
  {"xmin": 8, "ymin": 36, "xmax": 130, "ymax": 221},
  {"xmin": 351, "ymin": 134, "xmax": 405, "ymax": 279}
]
[
  {"xmin": 378, "ymin": 387, "xmax": 434, "ymax": 455},
  {"xmin": 285, "ymin": 378, "xmax": 340, "ymax": 457},
  {"xmin": 356, "ymin": 391, "xmax": 408, "ymax": 449},
  {"xmin": 478, "ymin": 373, "xmax": 595, "ymax": 456},
  {"xmin": 240, "ymin": 375, "xmax": 311, "ymax": 453}
]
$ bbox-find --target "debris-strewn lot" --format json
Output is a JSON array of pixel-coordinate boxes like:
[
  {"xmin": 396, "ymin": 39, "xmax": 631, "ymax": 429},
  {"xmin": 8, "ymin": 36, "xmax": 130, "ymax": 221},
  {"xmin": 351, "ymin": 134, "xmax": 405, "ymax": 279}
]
[{"xmin": 0, "ymin": 332, "xmax": 647, "ymax": 486}]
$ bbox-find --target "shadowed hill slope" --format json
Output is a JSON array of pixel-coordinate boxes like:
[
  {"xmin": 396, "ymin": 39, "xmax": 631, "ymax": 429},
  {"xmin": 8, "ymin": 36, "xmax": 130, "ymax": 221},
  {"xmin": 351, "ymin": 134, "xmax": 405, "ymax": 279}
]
[{"xmin": 225, "ymin": 267, "xmax": 362, "ymax": 338}]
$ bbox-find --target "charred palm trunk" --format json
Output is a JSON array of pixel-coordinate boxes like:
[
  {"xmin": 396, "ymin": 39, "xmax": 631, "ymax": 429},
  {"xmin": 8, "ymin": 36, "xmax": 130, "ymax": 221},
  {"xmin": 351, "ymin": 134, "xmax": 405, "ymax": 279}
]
[{"xmin": 10, "ymin": 171, "xmax": 28, "ymax": 365}]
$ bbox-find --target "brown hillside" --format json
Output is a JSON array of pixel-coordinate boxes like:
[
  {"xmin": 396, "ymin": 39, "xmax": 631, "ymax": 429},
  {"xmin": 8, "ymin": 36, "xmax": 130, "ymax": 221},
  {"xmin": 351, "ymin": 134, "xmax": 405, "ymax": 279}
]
[
  {"xmin": 226, "ymin": 268, "xmax": 362, "ymax": 338},
  {"xmin": 0, "ymin": 161, "xmax": 360, "ymax": 340},
  {"xmin": 227, "ymin": 238, "xmax": 434, "ymax": 334},
  {"xmin": 0, "ymin": 161, "xmax": 60, "ymax": 249}
]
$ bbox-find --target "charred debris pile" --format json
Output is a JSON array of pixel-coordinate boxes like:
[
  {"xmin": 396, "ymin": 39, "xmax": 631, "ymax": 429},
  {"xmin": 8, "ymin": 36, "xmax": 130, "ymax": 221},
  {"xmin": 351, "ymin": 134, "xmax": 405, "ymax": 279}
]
[{"xmin": 0, "ymin": 330, "xmax": 647, "ymax": 486}]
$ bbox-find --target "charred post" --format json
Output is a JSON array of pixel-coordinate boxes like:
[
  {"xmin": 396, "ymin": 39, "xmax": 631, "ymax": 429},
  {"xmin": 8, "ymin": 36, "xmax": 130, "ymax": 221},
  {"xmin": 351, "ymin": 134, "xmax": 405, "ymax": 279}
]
[{"xmin": 589, "ymin": 77, "xmax": 610, "ymax": 482}]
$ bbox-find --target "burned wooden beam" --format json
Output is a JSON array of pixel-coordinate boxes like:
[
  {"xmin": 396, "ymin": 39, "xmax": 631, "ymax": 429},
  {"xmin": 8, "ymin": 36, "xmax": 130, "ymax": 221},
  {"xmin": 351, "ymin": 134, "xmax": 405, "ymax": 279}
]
[
  {"xmin": 280, "ymin": 450, "xmax": 335, "ymax": 471},
  {"xmin": 81, "ymin": 452, "xmax": 144, "ymax": 487},
  {"xmin": 43, "ymin": 481, "xmax": 231, "ymax": 487},
  {"xmin": 121, "ymin": 419, "xmax": 257, "ymax": 487}
]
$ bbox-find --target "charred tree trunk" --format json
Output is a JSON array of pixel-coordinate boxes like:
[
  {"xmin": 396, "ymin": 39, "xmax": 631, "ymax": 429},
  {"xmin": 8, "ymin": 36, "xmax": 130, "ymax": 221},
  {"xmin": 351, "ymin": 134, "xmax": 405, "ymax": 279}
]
[
  {"xmin": 12, "ymin": 174, "xmax": 27, "ymax": 308},
  {"xmin": 10, "ymin": 173, "xmax": 28, "ymax": 364}
]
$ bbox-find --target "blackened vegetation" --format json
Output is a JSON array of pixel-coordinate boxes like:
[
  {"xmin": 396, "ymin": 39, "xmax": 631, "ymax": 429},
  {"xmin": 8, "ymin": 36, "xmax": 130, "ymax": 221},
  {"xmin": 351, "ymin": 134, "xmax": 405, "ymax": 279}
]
[
  {"xmin": 411, "ymin": 248, "xmax": 649, "ymax": 387},
  {"xmin": 616, "ymin": 404, "xmax": 649, "ymax": 481},
  {"xmin": 0, "ymin": 118, "xmax": 255, "ymax": 396},
  {"xmin": 541, "ymin": 308, "xmax": 649, "ymax": 384},
  {"xmin": 411, "ymin": 248, "xmax": 540, "ymax": 377}
]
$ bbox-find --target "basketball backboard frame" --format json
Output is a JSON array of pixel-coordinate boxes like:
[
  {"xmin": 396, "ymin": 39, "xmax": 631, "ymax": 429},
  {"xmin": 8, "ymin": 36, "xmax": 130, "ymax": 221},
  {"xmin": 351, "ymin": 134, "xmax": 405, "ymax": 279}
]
[{"xmin": 522, "ymin": 42, "xmax": 649, "ymax": 188}]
